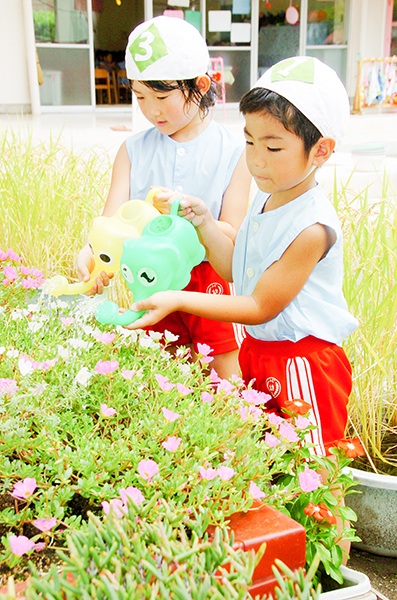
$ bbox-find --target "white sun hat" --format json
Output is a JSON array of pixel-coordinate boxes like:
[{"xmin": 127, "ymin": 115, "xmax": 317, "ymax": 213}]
[
  {"xmin": 254, "ymin": 56, "xmax": 350, "ymax": 150},
  {"xmin": 125, "ymin": 16, "xmax": 210, "ymax": 81}
]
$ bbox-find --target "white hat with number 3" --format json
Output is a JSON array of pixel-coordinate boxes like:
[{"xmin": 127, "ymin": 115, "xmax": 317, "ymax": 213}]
[
  {"xmin": 126, "ymin": 16, "xmax": 210, "ymax": 81},
  {"xmin": 255, "ymin": 57, "xmax": 350, "ymax": 150}
]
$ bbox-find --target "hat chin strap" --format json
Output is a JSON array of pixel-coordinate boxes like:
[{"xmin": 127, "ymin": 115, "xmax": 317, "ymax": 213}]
[{"xmin": 295, "ymin": 164, "xmax": 317, "ymax": 187}]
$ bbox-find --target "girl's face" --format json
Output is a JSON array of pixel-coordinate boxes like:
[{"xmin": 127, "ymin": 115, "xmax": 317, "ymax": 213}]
[
  {"xmin": 244, "ymin": 111, "xmax": 318, "ymax": 201},
  {"xmin": 132, "ymin": 81, "xmax": 202, "ymax": 140}
]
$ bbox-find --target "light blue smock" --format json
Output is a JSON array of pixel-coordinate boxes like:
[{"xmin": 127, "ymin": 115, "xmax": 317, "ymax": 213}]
[
  {"xmin": 125, "ymin": 120, "xmax": 245, "ymax": 220},
  {"xmin": 232, "ymin": 185, "xmax": 358, "ymax": 345}
]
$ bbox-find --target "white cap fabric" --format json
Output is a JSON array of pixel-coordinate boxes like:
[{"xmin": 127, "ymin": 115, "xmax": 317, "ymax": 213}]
[
  {"xmin": 126, "ymin": 16, "xmax": 210, "ymax": 81},
  {"xmin": 254, "ymin": 57, "xmax": 350, "ymax": 150}
]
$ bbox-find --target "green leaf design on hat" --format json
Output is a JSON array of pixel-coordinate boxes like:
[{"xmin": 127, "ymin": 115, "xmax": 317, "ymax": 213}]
[
  {"xmin": 128, "ymin": 23, "xmax": 169, "ymax": 73},
  {"xmin": 271, "ymin": 57, "xmax": 314, "ymax": 84}
]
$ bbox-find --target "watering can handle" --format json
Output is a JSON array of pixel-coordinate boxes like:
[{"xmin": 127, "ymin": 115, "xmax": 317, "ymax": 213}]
[
  {"xmin": 145, "ymin": 187, "xmax": 162, "ymax": 205},
  {"xmin": 170, "ymin": 198, "xmax": 182, "ymax": 215}
]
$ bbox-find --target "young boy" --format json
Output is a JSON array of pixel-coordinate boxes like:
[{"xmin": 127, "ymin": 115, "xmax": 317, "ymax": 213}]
[{"xmin": 127, "ymin": 56, "xmax": 358, "ymax": 458}]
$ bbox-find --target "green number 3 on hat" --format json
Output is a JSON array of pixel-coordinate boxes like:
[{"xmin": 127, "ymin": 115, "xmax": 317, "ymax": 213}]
[{"xmin": 128, "ymin": 23, "xmax": 169, "ymax": 73}]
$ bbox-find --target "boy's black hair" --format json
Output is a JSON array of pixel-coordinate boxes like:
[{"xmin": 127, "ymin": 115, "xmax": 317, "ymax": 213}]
[
  {"xmin": 239, "ymin": 88, "xmax": 322, "ymax": 156},
  {"xmin": 139, "ymin": 78, "xmax": 219, "ymax": 116}
]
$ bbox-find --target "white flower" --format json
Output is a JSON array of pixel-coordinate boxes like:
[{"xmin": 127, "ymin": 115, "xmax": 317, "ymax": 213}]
[
  {"xmin": 178, "ymin": 363, "xmax": 191, "ymax": 375},
  {"xmin": 27, "ymin": 303, "xmax": 40, "ymax": 313},
  {"xmin": 116, "ymin": 326, "xmax": 138, "ymax": 342},
  {"xmin": 0, "ymin": 306, "xmax": 5, "ymax": 314},
  {"xmin": 57, "ymin": 345, "xmax": 71, "ymax": 360},
  {"xmin": 67, "ymin": 338, "xmax": 92, "ymax": 351},
  {"xmin": 164, "ymin": 330, "xmax": 179, "ymax": 343},
  {"xmin": 74, "ymin": 366, "xmax": 92, "ymax": 386},
  {"xmin": 148, "ymin": 331, "xmax": 163, "ymax": 342},
  {"xmin": 0, "ymin": 346, "xmax": 5, "ymax": 355},
  {"xmin": 18, "ymin": 356, "xmax": 35, "ymax": 376},
  {"xmin": 81, "ymin": 324, "xmax": 97, "ymax": 336},
  {"xmin": 139, "ymin": 336, "xmax": 156, "ymax": 349},
  {"xmin": 56, "ymin": 300, "xmax": 68, "ymax": 309},
  {"xmin": 27, "ymin": 321, "xmax": 44, "ymax": 333},
  {"xmin": 10, "ymin": 310, "xmax": 23, "ymax": 320},
  {"xmin": 6, "ymin": 349, "xmax": 19, "ymax": 359}
]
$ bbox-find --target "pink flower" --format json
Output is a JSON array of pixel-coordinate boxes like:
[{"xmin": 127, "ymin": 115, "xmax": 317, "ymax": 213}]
[
  {"xmin": 60, "ymin": 317, "xmax": 75, "ymax": 326},
  {"xmin": 119, "ymin": 486, "xmax": 145, "ymax": 506},
  {"xmin": 12, "ymin": 477, "xmax": 37, "ymax": 500},
  {"xmin": 2, "ymin": 278, "xmax": 9, "ymax": 286},
  {"xmin": 217, "ymin": 466, "xmax": 235, "ymax": 481},
  {"xmin": 295, "ymin": 415, "xmax": 311, "ymax": 429},
  {"xmin": 216, "ymin": 379, "xmax": 235, "ymax": 396},
  {"xmin": 32, "ymin": 518, "xmax": 57, "ymax": 532},
  {"xmin": 298, "ymin": 465, "xmax": 322, "ymax": 493},
  {"xmin": 34, "ymin": 542, "xmax": 46, "ymax": 551},
  {"xmin": 241, "ymin": 389, "xmax": 271, "ymax": 405},
  {"xmin": 267, "ymin": 413, "xmax": 283, "ymax": 426},
  {"xmin": 201, "ymin": 391, "xmax": 214, "ymax": 404},
  {"xmin": 176, "ymin": 382, "xmax": 192, "ymax": 396},
  {"xmin": 97, "ymin": 332, "xmax": 116, "ymax": 344},
  {"xmin": 155, "ymin": 374, "xmax": 175, "ymax": 391},
  {"xmin": 240, "ymin": 405, "xmax": 262, "ymax": 422},
  {"xmin": 4, "ymin": 266, "xmax": 17, "ymax": 282},
  {"xmin": 264, "ymin": 432, "xmax": 281, "ymax": 447},
  {"xmin": 31, "ymin": 268, "xmax": 43, "ymax": 278},
  {"xmin": 0, "ymin": 378, "xmax": 18, "ymax": 397},
  {"xmin": 20, "ymin": 265, "xmax": 32, "ymax": 275},
  {"xmin": 162, "ymin": 407, "xmax": 182, "ymax": 422},
  {"xmin": 162, "ymin": 436, "xmax": 182, "ymax": 452},
  {"xmin": 138, "ymin": 459, "xmax": 159, "ymax": 480},
  {"xmin": 94, "ymin": 360, "xmax": 119, "ymax": 375},
  {"xmin": 121, "ymin": 369, "xmax": 136, "ymax": 380},
  {"xmin": 37, "ymin": 357, "xmax": 58, "ymax": 371},
  {"xmin": 199, "ymin": 466, "xmax": 218, "ymax": 481},
  {"xmin": 9, "ymin": 535, "xmax": 36, "ymax": 556},
  {"xmin": 249, "ymin": 481, "xmax": 266, "ymax": 500},
  {"xmin": 197, "ymin": 343, "xmax": 214, "ymax": 364},
  {"xmin": 279, "ymin": 421, "xmax": 300, "ymax": 443},
  {"xmin": 102, "ymin": 499, "xmax": 125, "ymax": 518},
  {"xmin": 209, "ymin": 369, "xmax": 221, "ymax": 383},
  {"xmin": 7, "ymin": 249, "xmax": 22, "ymax": 261},
  {"xmin": 0, "ymin": 250, "xmax": 8, "ymax": 261},
  {"xmin": 100, "ymin": 403, "xmax": 117, "ymax": 417}
]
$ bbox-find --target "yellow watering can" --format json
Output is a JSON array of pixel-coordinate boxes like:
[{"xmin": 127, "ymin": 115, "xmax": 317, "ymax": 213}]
[{"xmin": 45, "ymin": 188, "xmax": 160, "ymax": 297}]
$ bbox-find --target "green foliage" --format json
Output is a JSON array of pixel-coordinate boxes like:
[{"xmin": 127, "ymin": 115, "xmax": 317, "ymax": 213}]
[
  {"xmin": 336, "ymin": 174, "xmax": 397, "ymax": 472},
  {"xmin": 267, "ymin": 554, "xmax": 321, "ymax": 600},
  {"xmin": 33, "ymin": 11, "xmax": 55, "ymax": 43},
  {"xmin": 24, "ymin": 503, "xmax": 264, "ymax": 599}
]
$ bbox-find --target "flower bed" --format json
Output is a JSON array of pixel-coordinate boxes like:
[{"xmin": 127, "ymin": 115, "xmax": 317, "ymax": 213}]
[{"xmin": 0, "ymin": 250, "xmax": 359, "ymax": 595}]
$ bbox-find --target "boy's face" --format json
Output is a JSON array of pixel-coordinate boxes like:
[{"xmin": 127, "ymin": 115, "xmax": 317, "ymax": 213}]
[
  {"xmin": 244, "ymin": 111, "xmax": 315, "ymax": 196},
  {"xmin": 132, "ymin": 81, "xmax": 200, "ymax": 139}
]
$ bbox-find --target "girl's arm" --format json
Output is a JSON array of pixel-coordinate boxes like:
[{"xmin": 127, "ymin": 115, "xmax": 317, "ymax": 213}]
[
  {"xmin": 125, "ymin": 223, "xmax": 330, "ymax": 329},
  {"xmin": 77, "ymin": 142, "xmax": 131, "ymax": 291}
]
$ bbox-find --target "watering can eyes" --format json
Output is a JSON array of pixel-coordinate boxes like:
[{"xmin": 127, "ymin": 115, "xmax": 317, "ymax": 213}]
[
  {"xmin": 98, "ymin": 251, "xmax": 115, "ymax": 265},
  {"xmin": 121, "ymin": 264, "xmax": 134, "ymax": 284},
  {"xmin": 138, "ymin": 268, "xmax": 157, "ymax": 287}
]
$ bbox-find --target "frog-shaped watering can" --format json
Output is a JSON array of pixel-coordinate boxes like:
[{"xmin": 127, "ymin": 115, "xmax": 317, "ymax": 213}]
[
  {"xmin": 95, "ymin": 199, "xmax": 205, "ymax": 326},
  {"xmin": 45, "ymin": 189, "xmax": 160, "ymax": 297}
]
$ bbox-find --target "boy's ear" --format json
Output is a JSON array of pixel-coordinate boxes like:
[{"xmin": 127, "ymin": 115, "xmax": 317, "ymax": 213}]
[
  {"xmin": 312, "ymin": 137, "xmax": 336, "ymax": 166},
  {"xmin": 196, "ymin": 74, "xmax": 211, "ymax": 94}
]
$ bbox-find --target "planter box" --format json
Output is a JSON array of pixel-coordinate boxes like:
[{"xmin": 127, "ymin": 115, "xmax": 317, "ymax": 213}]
[
  {"xmin": 319, "ymin": 566, "xmax": 376, "ymax": 600},
  {"xmin": 208, "ymin": 502, "xmax": 306, "ymax": 598},
  {"xmin": 345, "ymin": 466, "xmax": 397, "ymax": 557}
]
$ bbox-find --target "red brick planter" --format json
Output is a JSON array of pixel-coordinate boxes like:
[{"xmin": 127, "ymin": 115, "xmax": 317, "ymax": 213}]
[{"xmin": 0, "ymin": 504, "xmax": 306, "ymax": 599}]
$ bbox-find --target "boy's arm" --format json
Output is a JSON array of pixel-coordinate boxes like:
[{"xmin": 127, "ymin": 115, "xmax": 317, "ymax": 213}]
[
  {"xmin": 125, "ymin": 223, "xmax": 330, "ymax": 329},
  {"xmin": 218, "ymin": 149, "xmax": 252, "ymax": 236}
]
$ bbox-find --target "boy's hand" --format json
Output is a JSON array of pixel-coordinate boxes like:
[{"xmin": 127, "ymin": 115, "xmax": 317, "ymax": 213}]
[
  {"xmin": 76, "ymin": 243, "xmax": 114, "ymax": 296},
  {"xmin": 150, "ymin": 186, "xmax": 175, "ymax": 214},
  {"xmin": 123, "ymin": 291, "xmax": 180, "ymax": 330},
  {"xmin": 178, "ymin": 195, "xmax": 211, "ymax": 228}
]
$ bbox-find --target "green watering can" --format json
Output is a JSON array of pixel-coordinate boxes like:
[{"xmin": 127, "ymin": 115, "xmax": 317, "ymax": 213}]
[{"xmin": 95, "ymin": 199, "xmax": 205, "ymax": 326}]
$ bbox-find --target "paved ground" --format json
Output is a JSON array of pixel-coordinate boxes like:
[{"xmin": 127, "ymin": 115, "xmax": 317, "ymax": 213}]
[{"xmin": 1, "ymin": 104, "xmax": 397, "ymax": 597}]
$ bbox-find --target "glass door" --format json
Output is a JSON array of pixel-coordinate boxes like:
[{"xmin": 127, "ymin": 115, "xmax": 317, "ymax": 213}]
[
  {"xmin": 305, "ymin": 0, "xmax": 349, "ymax": 85},
  {"xmin": 34, "ymin": 0, "xmax": 93, "ymax": 107}
]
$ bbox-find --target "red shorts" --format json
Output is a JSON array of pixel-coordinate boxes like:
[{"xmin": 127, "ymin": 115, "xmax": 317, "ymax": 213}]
[
  {"xmin": 146, "ymin": 262, "xmax": 245, "ymax": 355},
  {"xmin": 239, "ymin": 334, "xmax": 352, "ymax": 456}
]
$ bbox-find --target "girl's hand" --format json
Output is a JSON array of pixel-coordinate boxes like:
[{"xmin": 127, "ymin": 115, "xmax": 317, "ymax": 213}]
[
  {"xmin": 150, "ymin": 186, "xmax": 175, "ymax": 214},
  {"xmin": 76, "ymin": 243, "xmax": 114, "ymax": 296},
  {"xmin": 123, "ymin": 291, "xmax": 180, "ymax": 330}
]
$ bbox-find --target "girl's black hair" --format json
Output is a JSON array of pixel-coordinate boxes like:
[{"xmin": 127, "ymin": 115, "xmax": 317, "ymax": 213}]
[
  {"xmin": 139, "ymin": 77, "xmax": 219, "ymax": 116},
  {"xmin": 239, "ymin": 88, "xmax": 322, "ymax": 156}
]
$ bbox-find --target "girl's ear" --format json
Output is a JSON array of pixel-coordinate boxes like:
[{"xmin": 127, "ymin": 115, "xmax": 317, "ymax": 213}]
[
  {"xmin": 196, "ymin": 74, "xmax": 211, "ymax": 94},
  {"xmin": 312, "ymin": 137, "xmax": 336, "ymax": 166}
]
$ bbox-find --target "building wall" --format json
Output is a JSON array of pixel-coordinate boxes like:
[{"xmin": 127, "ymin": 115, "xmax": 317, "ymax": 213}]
[{"xmin": 0, "ymin": 0, "xmax": 31, "ymax": 112}]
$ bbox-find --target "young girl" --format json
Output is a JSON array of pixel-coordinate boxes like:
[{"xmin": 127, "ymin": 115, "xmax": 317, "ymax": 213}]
[
  {"xmin": 77, "ymin": 16, "xmax": 251, "ymax": 380},
  {"xmin": 126, "ymin": 56, "xmax": 358, "ymax": 459}
]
